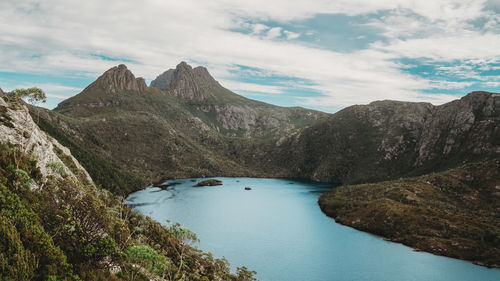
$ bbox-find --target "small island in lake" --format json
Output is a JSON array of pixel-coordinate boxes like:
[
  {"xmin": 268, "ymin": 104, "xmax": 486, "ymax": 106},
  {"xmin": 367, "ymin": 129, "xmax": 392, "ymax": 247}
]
[{"xmin": 196, "ymin": 179, "xmax": 223, "ymax": 186}]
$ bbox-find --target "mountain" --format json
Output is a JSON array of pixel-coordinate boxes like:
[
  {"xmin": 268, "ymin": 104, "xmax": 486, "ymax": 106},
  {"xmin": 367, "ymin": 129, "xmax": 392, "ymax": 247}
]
[
  {"xmin": 319, "ymin": 159, "xmax": 500, "ymax": 267},
  {"xmin": 150, "ymin": 61, "xmax": 219, "ymax": 101},
  {"xmin": 272, "ymin": 92, "xmax": 500, "ymax": 184},
  {"xmin": 150, "ymin": 61, "xmax": 326, "ymax": 137},
  {"xmin": 0, "ymin": 92, "xmax": 257, "ymax": 280},
  {"xmin": 39, "ymin": 62, "xmax": 325, "ymax": 194},
  {"xmin": 56, "ymin": 64, "xmax": 147, "ymax": 111},
  {"xmin": 40, "ymin": 63, "xmax": 499, "ymax": 194}
]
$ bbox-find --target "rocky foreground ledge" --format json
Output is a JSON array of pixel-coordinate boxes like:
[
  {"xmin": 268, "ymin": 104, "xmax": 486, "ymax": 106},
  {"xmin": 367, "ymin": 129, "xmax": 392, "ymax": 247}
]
[{"xmin": 318, "ymin": 160, "xmax": 500, "ymax": 268}]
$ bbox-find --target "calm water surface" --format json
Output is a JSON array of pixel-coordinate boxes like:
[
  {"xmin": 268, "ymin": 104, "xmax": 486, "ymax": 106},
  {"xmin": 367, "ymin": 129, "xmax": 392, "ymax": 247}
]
[{"xmin": 126, "ymin": 177, "xmax": 500, "ymax": 281}]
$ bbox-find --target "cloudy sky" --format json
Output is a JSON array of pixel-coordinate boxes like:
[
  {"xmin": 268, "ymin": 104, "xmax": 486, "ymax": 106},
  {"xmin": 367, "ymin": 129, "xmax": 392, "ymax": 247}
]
[{"xmin": 1, "ymin": 0, "xmax": 499, "ymax": 111}]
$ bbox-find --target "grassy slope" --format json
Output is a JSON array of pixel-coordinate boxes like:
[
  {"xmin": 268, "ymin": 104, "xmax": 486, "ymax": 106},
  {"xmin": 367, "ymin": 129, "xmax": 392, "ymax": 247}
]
[{"xmin": 319, "ymin": 160, "xmax": 500, "ymax": 267}]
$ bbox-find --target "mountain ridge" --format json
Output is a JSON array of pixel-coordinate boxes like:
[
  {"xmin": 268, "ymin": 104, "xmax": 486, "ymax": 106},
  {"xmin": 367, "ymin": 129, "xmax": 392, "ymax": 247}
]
[
  {"xmin": 272, "ymin": 91, "xmax": 499, "ymax": 183},
  {"xmin": 38, "ymin": 63, "xmax": 500, "ymax": 191}
]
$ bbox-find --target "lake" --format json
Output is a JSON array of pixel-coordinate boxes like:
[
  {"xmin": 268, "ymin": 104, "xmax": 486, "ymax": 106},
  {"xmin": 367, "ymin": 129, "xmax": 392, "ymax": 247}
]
[{"xmin": 126, "ymin": 177, "xmax": 500, "ymax": 281}]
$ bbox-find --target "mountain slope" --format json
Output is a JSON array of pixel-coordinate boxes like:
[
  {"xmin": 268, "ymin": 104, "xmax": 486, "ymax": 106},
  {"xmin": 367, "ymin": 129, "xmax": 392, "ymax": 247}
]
[
  {"xmin": 56, "ymin": 64, "xmax": 147, "ymax": 110},
  {"xmin": 150, "ymin": 61, "xmax": 326, "ymax": 137},
  {"xmin": 272, "ymin": 92, "xmax": 500, "ymax": 184},
  {"xmin": 39, "ymin": 62, "xmax": 325, "ymax": 194},
  {"xmin": 319, "ymin": 159, "xmax": 500, "ymax": 267}
]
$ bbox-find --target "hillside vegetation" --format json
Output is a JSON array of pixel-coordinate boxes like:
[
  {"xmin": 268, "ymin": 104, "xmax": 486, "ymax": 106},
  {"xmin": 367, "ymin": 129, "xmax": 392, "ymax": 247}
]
[
  {"xmin": 0, "ymin": 95, "xmax": 257, "ymax": 280},
  {"xmin": 319, "ymin": 160, "xmax": 500, "ymax": 267}
]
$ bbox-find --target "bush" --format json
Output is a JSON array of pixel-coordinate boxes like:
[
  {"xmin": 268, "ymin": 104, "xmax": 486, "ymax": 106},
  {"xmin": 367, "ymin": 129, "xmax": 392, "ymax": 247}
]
[
  {"xmin": 0, "ymin": 214, "xmax": 36, "ymax": 281},
  {"xmin": 46, "ymin": 161, "xmax": 67, "ymax": 177}
]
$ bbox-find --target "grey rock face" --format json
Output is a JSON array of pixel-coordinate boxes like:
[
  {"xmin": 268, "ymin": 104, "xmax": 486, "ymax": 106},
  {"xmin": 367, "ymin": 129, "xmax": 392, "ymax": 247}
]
[
  {"xmin": 150, "ymin": 69, "xmax": 175, "ymax": 91},
  {"xmin": 90, "ymin": 64, "xmax": 147, "ymax": 94},
  {"xmin": 215, "ymin": 105, "xmax": 258, "ymax": 131},
  {"xmin": 0, "ymin": 88, "xmax": 4, "ymax": 96},
  {"xmin": 416, "ymin": 91, "xmax": 500, "ymax": 165},
  {"xmin": 151, "ymin": 61, "xmax": 219, "ymax": 101},
  {"xmin": 0, "ymin": 97, "xmax": 93, "ymax": 184}
]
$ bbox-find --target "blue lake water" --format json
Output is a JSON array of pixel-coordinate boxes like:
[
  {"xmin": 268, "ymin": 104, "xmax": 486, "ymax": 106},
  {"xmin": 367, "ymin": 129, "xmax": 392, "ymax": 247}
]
[{"xmin": 126, "ymin": 177, "xmax": 500, "ymax": 281}]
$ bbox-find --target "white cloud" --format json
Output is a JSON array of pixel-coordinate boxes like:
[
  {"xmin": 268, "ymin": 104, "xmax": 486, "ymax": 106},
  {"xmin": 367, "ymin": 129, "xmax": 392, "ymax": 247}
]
[
  {"xmin": 219, "ymin": 80, "xmax": 285, "ymax": 95},
  {"xmin": 427, "ymin": 80, "xmax": 475, "ymax": 90},
  {"xmin": 0, "ymin": 0, "xmax": 498, "ymax": 111},
  {"xmin": 266, "ymin": 27, "xmax": 282, "ymax": 39},
  {"xmin": 284, "ymin": 30, "xmax": 301, "ymax": 40},
  {"xmin": 251, "ymin": 23, "xmax": 269, "ymax": 34}
]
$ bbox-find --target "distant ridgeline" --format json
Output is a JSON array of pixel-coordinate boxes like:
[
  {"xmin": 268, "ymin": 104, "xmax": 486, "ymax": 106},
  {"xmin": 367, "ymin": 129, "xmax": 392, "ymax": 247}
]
[
  {"xmin": 28, "ymin": 62, "xmax": 499, "ymax": 267},
  {"xmin": 37, "ymin": 62, "xmax": 499, "ymax": 194}
]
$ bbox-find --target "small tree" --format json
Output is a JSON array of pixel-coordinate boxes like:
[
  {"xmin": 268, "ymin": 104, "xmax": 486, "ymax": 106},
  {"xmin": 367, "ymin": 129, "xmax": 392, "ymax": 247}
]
[
  {"xmin": 123, "ymin": 245, "xmax": 171, "ymax": 281},
  {"xmin": 9, "ymin": 87, "xmax": 47, "ymax": 104},
  {"xmin": 166, "ymin": 222, "xmax": 198, "ymax": 280},
  {"xmin": 8, "ymin": 87, "xmax": 46, "ymax": 124}
]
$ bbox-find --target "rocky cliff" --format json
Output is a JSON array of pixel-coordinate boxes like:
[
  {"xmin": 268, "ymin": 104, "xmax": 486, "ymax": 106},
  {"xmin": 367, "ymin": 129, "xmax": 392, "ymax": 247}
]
[
  {"xmin": 274, "ymin": 92, "xmax": 500, "ymax": 184},
  {"xmin": 56, "ymin": 64, "xmax": 148, "ymax": 111},
  {"xmin": 0, "ymin": 95, "xmax": 92, "ymax": 185},
  {"xmin": 150, "ymin": 68, "xmax": 175, "ymax": 91},
  {"xmin": 151, "ymin": 61, "xmax": 219, "ymax": 101}
]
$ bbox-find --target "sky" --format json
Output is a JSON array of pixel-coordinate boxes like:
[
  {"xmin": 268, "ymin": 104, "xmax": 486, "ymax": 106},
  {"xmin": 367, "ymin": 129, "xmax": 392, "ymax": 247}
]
[{"xmin": 0, "ymin": 0, "xmax": 499, "ymax": 112}]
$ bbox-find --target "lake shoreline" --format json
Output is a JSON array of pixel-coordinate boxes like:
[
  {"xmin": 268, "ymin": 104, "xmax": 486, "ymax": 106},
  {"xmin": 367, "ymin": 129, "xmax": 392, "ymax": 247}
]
[
  {"xmin": 318, "ymin": 161, "xmax": 500, "ymax": 269},
  {"xmin": 128, "ymin": 177, "xmax": 500, "ymax": 281},
  {"xmin": 318, "ymin": 203, "xmax": 499, "ymax": 269}
]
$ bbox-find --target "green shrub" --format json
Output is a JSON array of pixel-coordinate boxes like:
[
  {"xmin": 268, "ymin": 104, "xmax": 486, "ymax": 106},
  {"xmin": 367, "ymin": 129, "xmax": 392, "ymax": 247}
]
[
  {"xmin": 0, "ymin": 214, "xmax": 36, "ymax": 281},
  {"xmin": 13, "ymin": 169, "xmax": 30, "ymax": 190},
  {"xmin": 46, "ymin": 161, "xmax": 67, "ymax": 177}
]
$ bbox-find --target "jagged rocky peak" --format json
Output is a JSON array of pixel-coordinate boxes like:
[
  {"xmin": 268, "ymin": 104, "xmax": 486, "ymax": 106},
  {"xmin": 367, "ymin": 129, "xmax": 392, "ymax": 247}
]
[
  {"xmin": 151, "ymin": 61, "xmax": 219, "ymax": 101},
  {"xmin": 150, "ymin": 69, "xmax": 175, "ymax": 91},
  {"xmin": 90, "ymin": 64, "xmax": 147, "ymax": 94},
  {"xmin": 0, "ymin": 88, "xmax": 4, "ymax": 96}
]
